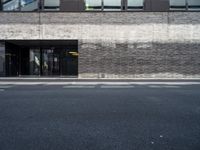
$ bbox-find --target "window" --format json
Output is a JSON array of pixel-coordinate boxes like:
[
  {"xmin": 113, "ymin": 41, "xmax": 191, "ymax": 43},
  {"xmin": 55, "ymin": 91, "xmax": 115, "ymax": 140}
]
[
  {"xmin": 85, "ymin": 0, "xmax": 102, "ymax": 11},
  {"xmin": 85, "ymin": 0, "xmax": 122, "ymax": 11},
  {"xmin": 103, "ymin": 0, "xmax": 121, "ymax": 11},
  {"xmin": 21, "ymin": 0, "xmax": 38, "ymax": 11},
  {"xmin": 170, "ymin": 0, "xmax": 186, "ymax": 10},
  {"xmin": 188, "ymin": 0, "xmax": 200, "ymax": 10},
  {"xmin": 127, "ymin": 0, "xmax": 144, "ymax": 10},
  {"xmin": 2, "ymin": 0, "xmax": 20, "ymax": 11},
  {"xmin": 2, "ymin": 0, "xmax": 38, "ymax": 11},
  {"xmin": 44, "ymin": 0, "xmax": 60, "ymax": 11}
]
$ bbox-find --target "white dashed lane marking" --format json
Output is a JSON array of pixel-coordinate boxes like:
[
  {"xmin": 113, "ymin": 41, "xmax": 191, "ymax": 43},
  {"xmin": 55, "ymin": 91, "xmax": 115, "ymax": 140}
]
[
  {"xmin": 0, "ymin": 86, "xmax": 13, "ymax": 89},
  {"xmin": 148, "ymin": 85, "xmax": 163, "ymax": 88},
  {"xmin": 63, "ymin": 85, "xmax": 95, "ymax": 89},
  {"xmin": 162, "ymin": 85, "xmax": 180, "ymax": 88},
  {"xmin": 0, "ymin": 86, "xmax": 13, "ymax": 92},
  {"xmin": 148, "ymin": 85, "xmax": 180, "ymax": 88},
  {"xmin": 63, "ymin": 85, "xmax": 181, "ymax": 89},
  {"xmin": 101, "ymin": 85, "xmax": 135, "ymax": 88}
]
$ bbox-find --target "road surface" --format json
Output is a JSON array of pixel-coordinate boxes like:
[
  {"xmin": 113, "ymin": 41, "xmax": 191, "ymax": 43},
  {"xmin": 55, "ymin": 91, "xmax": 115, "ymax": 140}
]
[{"xmin": 0, "ymin": 81, "xmax": 200, "ymax": 150}]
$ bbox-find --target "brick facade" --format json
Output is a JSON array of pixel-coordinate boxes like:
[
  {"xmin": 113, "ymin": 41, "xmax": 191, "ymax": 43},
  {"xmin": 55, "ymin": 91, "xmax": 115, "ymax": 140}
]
[{"xmin": 0, "ymin": 12, "xmax": 200, "ymax": 78}]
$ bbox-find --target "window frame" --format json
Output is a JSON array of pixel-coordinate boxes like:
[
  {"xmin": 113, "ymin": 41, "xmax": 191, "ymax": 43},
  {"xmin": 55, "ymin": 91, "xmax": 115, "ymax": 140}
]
[
  {"xmin": 169, "ymin": 0, "xmax": 187, "ymax": 11},
  {"xmin": 85, "ymin": 0, "xmax": 103, "ymax": 11},
  {"xmin": 187, "ymin": 0, "xmax": 200, "ymax": 11},
  {"xmin": 126, "ymin": 0, "xmax": 145, "ymax": 11},
  {"xmin": 103, "ymin": 0, "xmax": 122, "ymax": 11}
]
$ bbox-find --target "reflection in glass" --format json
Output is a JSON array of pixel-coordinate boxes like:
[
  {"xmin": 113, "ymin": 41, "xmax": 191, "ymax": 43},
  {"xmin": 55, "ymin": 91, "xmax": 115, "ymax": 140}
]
[
  {"xmin": 44, "ymin": 0, "xmax": 60, "ymax": 11},
  {"xmin": 42, "ymin": 49, "xmax": 60, "ymax": 76},
  {"xmin": 21, "ymin": 0, "xmax": 38, "ymax": 11},
  {"xmin": 2, "ymin": 0, "xmax": 20, "ymax": 11},
  {"xmin": 127, "ymin": 0, "xmax": 144, "ymax": 10},
  {"xmin": 188, "ymin": 0, "xmax": 200, "ymax": 10},
  {"xmin": 2, "ymin": 0, "xmax": 38, "ymax": 11},
  {"xmin": 170, "ymin": 0, "xmax": 186, "ymax": 10},
  {"xmin": 0, "ymin": 42, "xmax": 5, "ymax": 76},
  {"xmin": 30, "ymin": 49, "xmax": 40, "ymax": 75},
  {"xmin": 103, "ymin": 0, "xmax": 121, "ymax": 11},
  {"xmin": 2, "ymin": 41, "xmax": 78, "ymax": 76},
  {"xmin": 85, "ymin": 0, "xmax": 102, "ymax": 11}
]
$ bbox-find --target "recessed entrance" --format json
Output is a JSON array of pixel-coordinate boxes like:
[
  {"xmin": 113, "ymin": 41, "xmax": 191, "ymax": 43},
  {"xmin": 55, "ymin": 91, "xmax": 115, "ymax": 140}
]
[{"xmin": 4, "ymin": 40, "xmax": 78, "ymax": 77}]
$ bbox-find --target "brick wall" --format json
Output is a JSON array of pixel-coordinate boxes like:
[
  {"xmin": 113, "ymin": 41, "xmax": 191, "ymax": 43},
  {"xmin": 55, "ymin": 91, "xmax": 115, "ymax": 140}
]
[{"xmin": 0, "ymin": 12, "xmax": 200, "ymax": 78}]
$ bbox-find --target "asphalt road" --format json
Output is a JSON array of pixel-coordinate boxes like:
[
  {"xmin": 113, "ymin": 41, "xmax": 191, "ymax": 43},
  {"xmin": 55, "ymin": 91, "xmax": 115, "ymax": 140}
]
[{"xmin": 0, "ymin": 83, "xmax": 200, "ymax": 150}]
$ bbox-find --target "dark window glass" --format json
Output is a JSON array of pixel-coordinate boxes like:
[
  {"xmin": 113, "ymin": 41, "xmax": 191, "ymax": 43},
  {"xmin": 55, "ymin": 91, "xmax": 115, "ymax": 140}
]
[
  {"xmin": 44, "ymin": 0, "xmax": 60, "ymax": 11},
  {"xmin": 0, "ymin": 42, "xmax": 5, "ymax": 76},
  {"xmin": 85, "ymin": 0, "xmax": 102, "ymax": 11},
  {"xmin": 170, "ymin": 0, "xmax": 186, "ymax": 10},
  {"xmin": 188, "ymin": 0, "xmax": 200, "ymax": 10},
  {"xmin": 103, "ymin": 0, "xmax": 121, "ymax": 11},
  {"xmin": 127, "ymin": 0, "xmax": 144, "ymax": 10}
]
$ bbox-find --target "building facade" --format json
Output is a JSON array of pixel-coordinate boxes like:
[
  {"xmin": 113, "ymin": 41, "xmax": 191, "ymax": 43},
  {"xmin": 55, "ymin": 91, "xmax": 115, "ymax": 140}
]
[{"xmin": 0, "ymin": 0, "xmax": 200, "ymax": 78}]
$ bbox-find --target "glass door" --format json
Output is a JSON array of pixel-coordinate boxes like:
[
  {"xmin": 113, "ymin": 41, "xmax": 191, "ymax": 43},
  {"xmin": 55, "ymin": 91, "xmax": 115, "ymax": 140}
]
[
  {"xmin": 42, "ymin": 49, "xmax": 60, "ymax": 76},
  {"xmin": 4, "ymin": 40, "xmax": 78, "ymax": 77},
  {"xmin": 29, "ymin": 48, "xmax": 40, "ymax": 75}
]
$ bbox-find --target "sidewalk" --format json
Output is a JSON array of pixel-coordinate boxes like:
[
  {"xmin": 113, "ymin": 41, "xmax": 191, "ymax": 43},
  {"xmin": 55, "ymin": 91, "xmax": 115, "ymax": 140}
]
[{"xmin": 0, "ymin": 77, "xmax": 200, "ymax": 85}]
